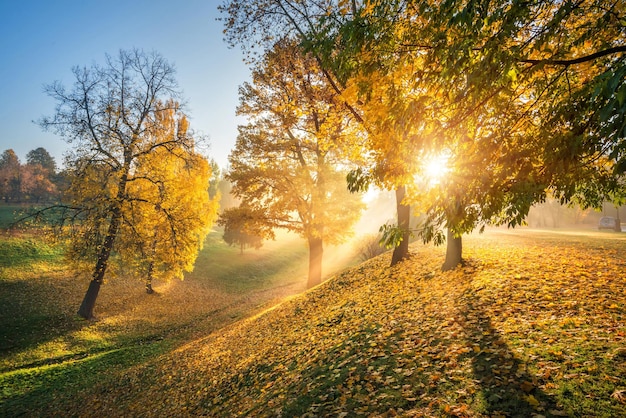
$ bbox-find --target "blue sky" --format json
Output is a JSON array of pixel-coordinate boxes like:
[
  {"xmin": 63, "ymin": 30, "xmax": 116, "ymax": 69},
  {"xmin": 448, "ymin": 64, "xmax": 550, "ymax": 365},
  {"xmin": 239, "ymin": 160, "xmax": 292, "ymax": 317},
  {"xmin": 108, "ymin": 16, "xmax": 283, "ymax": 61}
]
[{"xmin": 0, "ymin": 0, "xmax": 249, "ymax": 169}]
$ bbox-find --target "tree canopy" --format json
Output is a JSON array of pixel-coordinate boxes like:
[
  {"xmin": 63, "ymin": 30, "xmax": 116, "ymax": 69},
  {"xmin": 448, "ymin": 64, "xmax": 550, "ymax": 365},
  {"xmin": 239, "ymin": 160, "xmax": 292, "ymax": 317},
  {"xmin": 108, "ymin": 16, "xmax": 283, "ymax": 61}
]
[
  {"xmin": 26, "ymin": 147, "xmax": 57, "ymax": 174},
  {"xmin": 219, "ymin": 205, "xmax": 265, "ymax": 254},
  {"xmin": 221, "ymin": 0, "xmax": 626, "ymax": 270},
  {"xmin": 221, "ymin": 40, "xmax": 364, "ymax": 287}
]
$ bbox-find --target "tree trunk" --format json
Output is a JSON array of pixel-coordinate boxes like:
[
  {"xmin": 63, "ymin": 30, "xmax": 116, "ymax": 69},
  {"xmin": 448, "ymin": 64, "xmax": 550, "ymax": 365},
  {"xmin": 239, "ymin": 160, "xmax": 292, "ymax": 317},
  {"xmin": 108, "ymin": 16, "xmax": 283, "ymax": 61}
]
[
  {"xmin": 77, "ymin": 279, "xmax": 102, "ymax": 319},
  {"xmin": 391, "ymin": 185, "xmax": 411, "ymax": 266},
  {"xmin": 145, "ymin": 262, "xmax": 155, "ymax": 294},
  {"xmin": 307, "ymin": 236, "xmax": 323, "ymax": 288},
  {"xmin": 77, "ymin": 208, "xmax": 122, "ymax": 319},
  {"xmin": 442, "ymin": 228, "xmax": 463, "ymax": 271}
]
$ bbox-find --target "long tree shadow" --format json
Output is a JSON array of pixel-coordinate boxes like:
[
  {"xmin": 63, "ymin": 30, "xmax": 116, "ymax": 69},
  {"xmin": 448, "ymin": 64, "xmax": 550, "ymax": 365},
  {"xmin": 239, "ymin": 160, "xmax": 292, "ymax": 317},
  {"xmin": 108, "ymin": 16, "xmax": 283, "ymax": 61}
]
[
  {"xmin": 0, "ymin": 279, "xmax": 84, "ymax": 357},
  {"xmin": 455, "ymin": 267, "xmax": 558, "ymax": 417}
]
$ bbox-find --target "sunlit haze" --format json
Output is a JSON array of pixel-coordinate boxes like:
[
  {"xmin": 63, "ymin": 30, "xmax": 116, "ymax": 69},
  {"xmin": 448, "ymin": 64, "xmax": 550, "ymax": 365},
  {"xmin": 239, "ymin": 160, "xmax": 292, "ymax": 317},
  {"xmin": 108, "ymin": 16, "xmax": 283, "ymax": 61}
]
[{"xmin": 361, "ymin": 186, "xmax": 381, "ymax": 203}]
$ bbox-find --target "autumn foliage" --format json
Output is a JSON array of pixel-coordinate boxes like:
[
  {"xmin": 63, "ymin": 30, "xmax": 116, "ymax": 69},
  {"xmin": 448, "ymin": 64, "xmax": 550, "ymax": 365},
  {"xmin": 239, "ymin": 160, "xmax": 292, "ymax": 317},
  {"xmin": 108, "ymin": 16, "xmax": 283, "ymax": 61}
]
[
  {"xmin": 28, "ymin": 230, "xmax": 624, "ymax": 417},
  {"xmin": 220, "ymin": 0, "xmax": 626, "ymax": 271},
  {"xmin": 223, "ymin": 41, "xmax": 364, "ymax": 287}
]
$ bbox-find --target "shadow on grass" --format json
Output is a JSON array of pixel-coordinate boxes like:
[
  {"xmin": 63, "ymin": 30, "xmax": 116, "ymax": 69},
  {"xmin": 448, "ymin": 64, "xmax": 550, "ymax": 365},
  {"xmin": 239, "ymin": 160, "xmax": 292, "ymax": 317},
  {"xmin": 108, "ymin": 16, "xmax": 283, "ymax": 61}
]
[
  {"xmin": 456, "ymin": 268, "xmax": 558, "ymax": 417},
  {"xmin": 0, "ymin": 279, "xmax": 83, "ymax": 356},
  {"xmin": 0, "ymin": 339, "xmax": 173, "ymax": 417}
]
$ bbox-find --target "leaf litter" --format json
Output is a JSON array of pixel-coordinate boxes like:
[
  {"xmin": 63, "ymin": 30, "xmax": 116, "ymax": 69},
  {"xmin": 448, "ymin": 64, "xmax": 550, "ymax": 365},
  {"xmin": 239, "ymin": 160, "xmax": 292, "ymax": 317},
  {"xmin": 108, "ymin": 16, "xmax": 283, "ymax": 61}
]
[{"xmin": 41, "ymin": 230, "xmax": 626, "ymax": 417}]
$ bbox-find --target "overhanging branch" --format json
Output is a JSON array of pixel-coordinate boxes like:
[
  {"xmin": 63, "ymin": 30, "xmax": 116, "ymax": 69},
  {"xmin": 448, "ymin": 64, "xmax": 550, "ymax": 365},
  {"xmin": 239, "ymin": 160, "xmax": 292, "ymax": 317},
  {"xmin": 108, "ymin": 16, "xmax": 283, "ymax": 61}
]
[{"xmin": 520, "ymin": 45, "xmax": 626, "ymax": 66}]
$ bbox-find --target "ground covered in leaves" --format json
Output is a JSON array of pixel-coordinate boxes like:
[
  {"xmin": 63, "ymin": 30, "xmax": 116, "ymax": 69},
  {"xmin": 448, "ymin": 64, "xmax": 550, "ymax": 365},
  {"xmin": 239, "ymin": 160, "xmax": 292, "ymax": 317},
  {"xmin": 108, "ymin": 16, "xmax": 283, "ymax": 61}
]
[{"xmin": 3, "ymin": 229, "xmax": 626, "ymax": 417}]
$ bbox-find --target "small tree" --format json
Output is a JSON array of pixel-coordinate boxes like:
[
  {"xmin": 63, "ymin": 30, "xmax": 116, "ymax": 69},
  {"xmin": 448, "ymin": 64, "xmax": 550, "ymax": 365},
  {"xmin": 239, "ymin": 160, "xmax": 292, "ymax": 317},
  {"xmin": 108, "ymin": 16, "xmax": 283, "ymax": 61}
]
[
  {"xmin": 355, "ymin": 233, "xmax": 387, "ymax": 262},
  {"xmin": 0, "ymin": 149, "xmax": 21, "ymax": 203},
  {"xmin": 40, "ymin": 49, "xmax": 218, "ymax": 318},
  {"xmin": 20, "ymin": 163, "xmax": 57, "ymax": 203},
  {"xmin": 220, "ymin": 206, "xmax": 264, "ymax": 254},
  {"xmin": 18, "ymin": 149, "xmax": 57, "ymax": 203}
]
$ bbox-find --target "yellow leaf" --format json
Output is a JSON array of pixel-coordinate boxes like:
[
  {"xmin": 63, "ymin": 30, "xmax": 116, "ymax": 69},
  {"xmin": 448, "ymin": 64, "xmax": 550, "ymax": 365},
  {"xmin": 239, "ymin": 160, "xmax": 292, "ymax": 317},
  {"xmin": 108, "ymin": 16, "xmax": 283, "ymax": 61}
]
[{"xmin": 525, "ymin": 394, "xmax": 540, "ymax": 407}]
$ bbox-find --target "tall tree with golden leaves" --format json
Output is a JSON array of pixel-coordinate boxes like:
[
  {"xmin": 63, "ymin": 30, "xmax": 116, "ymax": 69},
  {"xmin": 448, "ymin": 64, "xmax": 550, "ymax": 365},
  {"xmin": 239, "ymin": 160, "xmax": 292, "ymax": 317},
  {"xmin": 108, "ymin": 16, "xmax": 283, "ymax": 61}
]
[
  {"xmin": 40, "ymin": 49, "xmax": 218, "ymax": 318},
  {"xmin": 222, "ymin": 40, "xmax": 364, "ymax": 288}
]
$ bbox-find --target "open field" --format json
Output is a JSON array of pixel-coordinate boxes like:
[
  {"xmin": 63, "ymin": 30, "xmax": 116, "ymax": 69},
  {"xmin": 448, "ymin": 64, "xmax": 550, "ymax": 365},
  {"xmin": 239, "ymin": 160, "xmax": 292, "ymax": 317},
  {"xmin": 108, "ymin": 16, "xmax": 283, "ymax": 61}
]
[
  {"xmin": 0, "ymin": 203, "xmax": 65, "ymax": 231},
  {"xmin": 1, "ymin": 227, "xmax": 625, "ymax": 417},
  {"xmin": 0, "ymin": 204, "xmax": 25, "ymax": 229}
]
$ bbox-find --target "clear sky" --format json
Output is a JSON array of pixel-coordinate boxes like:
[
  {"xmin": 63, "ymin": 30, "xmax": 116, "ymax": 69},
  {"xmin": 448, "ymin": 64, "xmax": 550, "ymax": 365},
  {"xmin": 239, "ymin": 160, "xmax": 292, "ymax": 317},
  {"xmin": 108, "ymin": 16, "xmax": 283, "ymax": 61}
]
[{"xmin": 0, "ymin": 0, "xmax": 249, "ymax": 169}]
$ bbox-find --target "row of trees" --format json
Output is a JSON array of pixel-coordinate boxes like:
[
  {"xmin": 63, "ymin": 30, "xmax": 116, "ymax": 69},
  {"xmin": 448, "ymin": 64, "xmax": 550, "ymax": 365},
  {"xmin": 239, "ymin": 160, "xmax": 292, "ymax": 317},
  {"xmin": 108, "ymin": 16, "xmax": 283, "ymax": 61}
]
[
  {"xmin": 219, "ymin": 0, "xmax": 626, "ymax": 272},
  {"xmin": 35, "ymin": 0, "xmax": 626, "ymax": 318},
  {"xmin": 0, "ymin": 147, "xmax": 60, "ymax": 203}
]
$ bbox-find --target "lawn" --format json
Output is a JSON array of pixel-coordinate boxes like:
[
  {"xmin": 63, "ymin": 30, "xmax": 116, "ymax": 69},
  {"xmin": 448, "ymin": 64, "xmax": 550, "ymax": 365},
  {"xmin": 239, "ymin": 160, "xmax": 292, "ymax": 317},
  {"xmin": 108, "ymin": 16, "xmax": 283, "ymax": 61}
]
[
  {"xmin": 1, "ymin": 227, "xmax": 625, "ymax": 417},
  {"xmin": 0, "ymin": 204, "xmax": 22, "ymax": 229},
  {"xmin": 0, "ymin": 227, "xmax": 357, "ymax": 415},
  {"xmin": 0, "ymin": 203, "xmax": 65, "ymax": 230}
]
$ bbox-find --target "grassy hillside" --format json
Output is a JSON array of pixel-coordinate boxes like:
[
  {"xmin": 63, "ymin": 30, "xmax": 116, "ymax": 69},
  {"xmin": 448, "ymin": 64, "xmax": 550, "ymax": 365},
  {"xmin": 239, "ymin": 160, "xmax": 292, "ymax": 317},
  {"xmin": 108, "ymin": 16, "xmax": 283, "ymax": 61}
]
[
  {"xmin": 0, "ymin": 229, "xmax": 324, "ymax": 413},
  {"xmin": 2, "ymin": 229, "xmax": 625, "ymax": 417},
  {"xmin": 0, "ymin": 203, "xmax": 63, "ymax": 230}
]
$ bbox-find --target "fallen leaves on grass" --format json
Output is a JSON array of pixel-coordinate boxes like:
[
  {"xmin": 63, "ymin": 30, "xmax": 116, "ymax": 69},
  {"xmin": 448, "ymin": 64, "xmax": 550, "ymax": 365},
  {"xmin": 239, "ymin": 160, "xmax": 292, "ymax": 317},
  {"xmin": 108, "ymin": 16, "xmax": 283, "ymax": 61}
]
[
  {"xmin": 11, "ymin": 230, "xmax": 626, "ymax": 417},
  {"xmin": 47, "ymin": 230, "xmax": 626, "ymax": 417}
]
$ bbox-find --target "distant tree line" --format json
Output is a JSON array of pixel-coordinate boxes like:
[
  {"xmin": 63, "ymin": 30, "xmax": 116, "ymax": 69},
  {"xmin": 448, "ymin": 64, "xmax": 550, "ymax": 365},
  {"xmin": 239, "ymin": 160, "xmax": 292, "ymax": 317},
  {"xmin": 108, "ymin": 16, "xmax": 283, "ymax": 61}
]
[{"xmin": 0, "ymin": 147, "xmax": 64, "ymax": 204}]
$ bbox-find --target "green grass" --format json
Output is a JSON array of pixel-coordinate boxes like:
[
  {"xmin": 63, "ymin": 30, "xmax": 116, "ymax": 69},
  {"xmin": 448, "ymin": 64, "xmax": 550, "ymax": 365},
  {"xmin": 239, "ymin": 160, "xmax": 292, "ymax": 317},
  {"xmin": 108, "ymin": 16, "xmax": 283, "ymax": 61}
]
[
  {"xmin": 191, "ymin": 230, "xmax": 310, "ymax": 293},
  {"xmin": 0, "ymin": 203, "xmax": 67, "ymax": 230},
  {"xmin": 1, "ymin": 228, "xmax": 624, "ymax": 417},
  {"xmin": 1, "ymin": 342, "xmax": 170, "ymax": 414},
  {"xmin": 0, "ymin": 235, "xmax": 63, "ymax": 267},
  {"xmin": 0, "ymin": 204, "xmax": 21, "ymax": 229},
  {"xmin": 0, "ymin": 227, "xmax": 358, "ymax": 416}
]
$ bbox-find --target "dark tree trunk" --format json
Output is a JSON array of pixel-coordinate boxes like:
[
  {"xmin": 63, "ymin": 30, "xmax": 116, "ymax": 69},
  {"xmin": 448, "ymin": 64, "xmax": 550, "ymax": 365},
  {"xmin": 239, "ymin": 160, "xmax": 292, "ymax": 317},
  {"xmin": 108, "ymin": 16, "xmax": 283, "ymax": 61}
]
[
  {"xmin": 145, "ymin": 261, "xmax": 155, "ymax": 294},
  {"xmin": 77, "ymin": 279, "xmax": 102, "ymax": 319},
  {"xmin": 307, "ymin": 236, "xmax": 323, "ymax": 288},
  {"xmin": 391, "ymin": 185, "xmax": 411, "ymax": 266},
  {"xmin": 77, "ymin": 207, "xmax": 122, "ymax": 319},
  {"xmin": 442, "ymin": 228, "xmax": 463, "ymax": 271}
]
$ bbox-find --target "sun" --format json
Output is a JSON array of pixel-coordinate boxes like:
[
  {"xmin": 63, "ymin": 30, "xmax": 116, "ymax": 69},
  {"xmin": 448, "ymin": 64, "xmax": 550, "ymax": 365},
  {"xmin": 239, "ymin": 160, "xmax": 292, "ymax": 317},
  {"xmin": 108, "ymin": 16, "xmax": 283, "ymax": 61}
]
[{"xmin": 423, "ymin": 153, "xmax": 450, "ymax": 184}]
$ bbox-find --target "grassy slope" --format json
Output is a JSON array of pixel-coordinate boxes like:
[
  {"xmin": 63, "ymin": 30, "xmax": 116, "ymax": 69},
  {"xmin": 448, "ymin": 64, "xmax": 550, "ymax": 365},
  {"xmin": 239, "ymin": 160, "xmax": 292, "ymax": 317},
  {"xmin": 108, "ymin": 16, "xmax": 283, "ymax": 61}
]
[
  {"xmin": 2, "ymin": 229, "xmax": 626, "ymax": 417},
  {"xmin": 0, "ymin": 204, "xmax": 62, "ymax": 230},
  {"xmin": 0, "ymin": 229, "xmax": 324, "ymax": 414}
]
